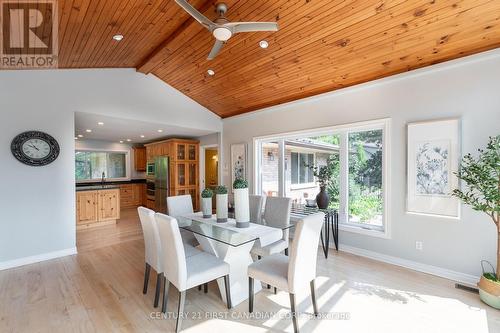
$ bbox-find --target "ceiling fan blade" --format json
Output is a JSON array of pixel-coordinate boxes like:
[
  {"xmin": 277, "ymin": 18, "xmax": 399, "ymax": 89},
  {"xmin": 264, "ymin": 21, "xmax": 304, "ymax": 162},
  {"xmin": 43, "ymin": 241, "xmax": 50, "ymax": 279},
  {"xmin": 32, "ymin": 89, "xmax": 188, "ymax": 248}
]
[
  {"xmin": 226, "ymin": 22, "xmax": 279, "ymax": 33},
  {"xmin": 207, "ymin": 40, "xmax": 224, "ymax": 60},
  {"xmin": 175, "ymin": 0, "xmax": 214, "ymax": 29}
]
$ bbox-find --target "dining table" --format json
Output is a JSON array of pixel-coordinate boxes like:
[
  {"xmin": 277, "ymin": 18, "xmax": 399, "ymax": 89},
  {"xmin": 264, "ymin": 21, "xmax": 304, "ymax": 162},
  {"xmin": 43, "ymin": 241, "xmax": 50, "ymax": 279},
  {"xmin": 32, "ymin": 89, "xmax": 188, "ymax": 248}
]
[{"xmin": 177, "ymin": 212, "xmax": 294, "ymax": 306}]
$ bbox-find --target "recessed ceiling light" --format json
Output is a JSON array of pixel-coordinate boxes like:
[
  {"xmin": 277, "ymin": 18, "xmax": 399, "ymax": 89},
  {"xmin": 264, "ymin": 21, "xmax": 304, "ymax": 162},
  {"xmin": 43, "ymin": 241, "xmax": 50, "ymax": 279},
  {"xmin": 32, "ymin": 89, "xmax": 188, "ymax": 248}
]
[
  {"xmin": 78, "ymin": 134, "xmax": 84, "ymax": 138},
  {"xmin": 74, "ymin": 137, "xmax": 78, "ymax": 140},
  {"xmin": 157, "ymin": 129, "xmax": 163, "ymax": 133},
  {"xmin": 140, "ymin": 135, "xmax": 145, "ymax": 138},
  {"xmin": 126, "ymin": 139, "xmax": 132, "ymax": 142},
  {"xmin": 86, "ymin": 129, "xmax": 92, "ymax": 133},
  {"xmin": 207, "ymin": 69, "xmax": 215, "ymax": 76},
  {"xmin": 119, "ymin": 140, "xmax": 124, "ymax": 143},
  {"xmin": 259, "ymin": 40, "xmax": 269, "ymax": 49},
  {"xmin": 97, "ymin": 122, "xmax": 104, "ymax": 126},
  {"xmin": 112, "ymin": 34, "xmax": 124, "ymax": 41}
]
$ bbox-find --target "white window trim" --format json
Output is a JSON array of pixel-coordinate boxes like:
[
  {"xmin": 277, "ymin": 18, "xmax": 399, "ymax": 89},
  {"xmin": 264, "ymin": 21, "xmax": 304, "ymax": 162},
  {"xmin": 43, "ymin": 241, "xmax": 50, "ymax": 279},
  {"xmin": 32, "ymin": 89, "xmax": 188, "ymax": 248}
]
[
  {"xmin": 253, "ymin": 118, "xmax": 391, "ymax": 239},
  {"xmin": 290, "ymin": 151, "xmax": 315, "ymax": 186},
  {"xmin": 75, "ymin": 148, "xmax": 131, "ymax": 183}
]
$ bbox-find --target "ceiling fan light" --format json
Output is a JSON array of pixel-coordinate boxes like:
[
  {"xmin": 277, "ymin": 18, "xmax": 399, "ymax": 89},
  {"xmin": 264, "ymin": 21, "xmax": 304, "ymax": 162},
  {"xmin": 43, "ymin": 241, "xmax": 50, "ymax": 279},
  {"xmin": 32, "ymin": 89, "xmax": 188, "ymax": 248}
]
[{"xmin": 213, "ymin": 27, "xmax": 232, "ymax": 41}]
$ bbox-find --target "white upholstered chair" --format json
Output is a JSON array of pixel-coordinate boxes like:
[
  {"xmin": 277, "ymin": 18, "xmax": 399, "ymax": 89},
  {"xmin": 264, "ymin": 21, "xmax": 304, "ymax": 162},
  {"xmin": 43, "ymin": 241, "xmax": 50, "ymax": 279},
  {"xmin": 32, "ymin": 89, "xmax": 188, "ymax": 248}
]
[
  {"xmin": 138, "ymin": 206, "xmax": 200, "ymax": 308},
  {"xmin": 155, "ymin": 213, "xmax": 232, "ymax": 333},
  {"xmin": 249, "ymin": 195, "xmax": 264, "ymax": 225},
  {"xmin": 248, "ymin": 213, "xmax": 324, "ymax": 333},
  {"xmin": 166, "ymin": 195, "xmax": 198, "ymax": 247},
  {"xmin": 251, "ymin": 196, "xmax": 292, "ymax": 258}
]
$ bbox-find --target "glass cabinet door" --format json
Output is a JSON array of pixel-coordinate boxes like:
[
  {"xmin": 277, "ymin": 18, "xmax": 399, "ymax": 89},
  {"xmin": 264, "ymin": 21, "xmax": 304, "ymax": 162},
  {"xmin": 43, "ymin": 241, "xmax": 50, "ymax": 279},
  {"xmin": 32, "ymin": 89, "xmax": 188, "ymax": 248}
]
[
  {"xmin": 188, "ymin": 163, "xmax": 197, "ymax": 186},
  {"xmin": 177, "ymin": 144, "xmax": 186, "ymax": 160},
  {"xmin": 188, "ymin": 144, "xmax": 196, "ymax": 160},
  {"xmin": 177, "ymin": 163, "xmax": 186, "ymax": 186}
]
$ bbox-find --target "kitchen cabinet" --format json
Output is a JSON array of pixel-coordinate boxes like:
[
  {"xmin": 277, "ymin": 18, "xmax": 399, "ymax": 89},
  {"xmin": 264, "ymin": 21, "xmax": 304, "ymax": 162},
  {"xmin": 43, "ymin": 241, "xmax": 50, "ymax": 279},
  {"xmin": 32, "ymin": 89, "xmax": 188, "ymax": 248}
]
[
  {"xmin": 76, "ymin": 188, "xmax": 120, "ymax": 229},
  {"xmin": 133, "ymin": 147, "xmax": 146, "ymax": 172},
  {"xmin": 120, "ymin": 183, "xmax": 145, "ymax": 208}
]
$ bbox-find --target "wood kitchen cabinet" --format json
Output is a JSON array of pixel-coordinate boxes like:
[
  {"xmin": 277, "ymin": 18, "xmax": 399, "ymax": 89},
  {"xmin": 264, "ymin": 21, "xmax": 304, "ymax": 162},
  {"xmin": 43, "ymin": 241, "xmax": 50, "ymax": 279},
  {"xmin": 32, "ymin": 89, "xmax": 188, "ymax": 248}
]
[
  {"xmin": 76, "ymin": 188, "xmax": 120, "ymax": 229},
  {"xmin": 120, "ymin": 183, "xmax": 145, "ymax": 208},
  {"xmin": 133, "ymin": 147, "xmax": 146, "ymax": 172}
]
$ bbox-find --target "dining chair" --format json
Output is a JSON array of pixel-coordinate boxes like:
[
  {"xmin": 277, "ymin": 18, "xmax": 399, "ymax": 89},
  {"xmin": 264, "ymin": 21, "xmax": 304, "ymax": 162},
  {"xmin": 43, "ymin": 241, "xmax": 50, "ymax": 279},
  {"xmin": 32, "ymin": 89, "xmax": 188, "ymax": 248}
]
[
  {"xmin": 138, "ymin": 206, "xmax": 201, "ymax": 308},
  {"xmin": 248, "ymin": 213, "xmax": 324, "ymax": 333},
  {"xmin": 249, "ymin": 195, "xmax": 264, "ymax": 225},
  {"xmin": 155, "ymin": 213, "xmax": 232, "ymax": 333},
  {"xmin": 166, "ymin": 195, "xmax": 198, "ymax": 247},
  {"xmin": 251, "ymin": 196, "xmax": 292, "ymax": 258}
]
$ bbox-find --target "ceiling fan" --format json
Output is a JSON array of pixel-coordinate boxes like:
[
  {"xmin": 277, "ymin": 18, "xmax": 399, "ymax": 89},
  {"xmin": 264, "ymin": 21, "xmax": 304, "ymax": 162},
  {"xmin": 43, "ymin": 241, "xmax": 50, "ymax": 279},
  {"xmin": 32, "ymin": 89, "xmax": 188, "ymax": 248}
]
[{"xmin": 175, "ymin": 0, "xmax": 279, "ymax": 60}]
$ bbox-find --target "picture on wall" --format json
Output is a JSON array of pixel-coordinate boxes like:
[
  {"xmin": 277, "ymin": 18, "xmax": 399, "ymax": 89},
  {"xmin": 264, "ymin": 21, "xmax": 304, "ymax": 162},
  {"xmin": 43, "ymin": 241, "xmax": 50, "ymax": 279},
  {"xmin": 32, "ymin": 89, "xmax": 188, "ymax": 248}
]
[
  {"xmin": 231, "ymin": 143, "xmax": 247, "ymax": 186},
  {"xmin": 407, "ymin": 119, "xmax": 460, "ymax": 218}
]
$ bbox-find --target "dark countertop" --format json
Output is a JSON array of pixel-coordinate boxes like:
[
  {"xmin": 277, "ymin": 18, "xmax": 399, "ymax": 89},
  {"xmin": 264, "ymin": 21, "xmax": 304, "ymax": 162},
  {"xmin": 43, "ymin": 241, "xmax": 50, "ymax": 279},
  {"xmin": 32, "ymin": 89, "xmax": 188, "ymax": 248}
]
[
  {"xmin": 76, "ymin": 185, "xmax": 120, "ymax": 192},
  {"xmin": 76, "ymin": 179, "xmax": 146, "ymax": 188}
]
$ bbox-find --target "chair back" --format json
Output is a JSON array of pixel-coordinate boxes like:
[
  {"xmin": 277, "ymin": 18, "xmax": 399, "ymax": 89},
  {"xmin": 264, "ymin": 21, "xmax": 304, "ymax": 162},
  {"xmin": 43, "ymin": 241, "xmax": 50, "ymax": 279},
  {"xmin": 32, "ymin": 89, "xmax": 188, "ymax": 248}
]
[
  {"xmin": 287, "ymin": 213, "xmax": 324, "ymax": 293},
  {"xmin": 249, "ymin": 195, "xmax": 264, "ymax": 224},
  {"xmin": 167, "ymin": 195, "xmax": 193, "ymax": 218},
  {"xmin": 137, "ymin": 206, "xmax": 162, "ymax": 272},
  {"xmin": 263, "ymin": 196, "xmax": 292, "ymax": 240},
  {"xmin": 155, "ymin": 213, "xmax": 188, "ymax": 291}
]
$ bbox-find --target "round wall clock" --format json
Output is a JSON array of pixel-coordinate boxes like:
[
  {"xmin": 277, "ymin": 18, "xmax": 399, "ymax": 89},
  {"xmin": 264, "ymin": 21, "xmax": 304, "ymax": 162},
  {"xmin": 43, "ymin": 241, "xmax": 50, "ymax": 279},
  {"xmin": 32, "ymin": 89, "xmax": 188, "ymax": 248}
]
[{"xmin": 11, "ymin": 131, "xmax": 60, "ymax": 166}]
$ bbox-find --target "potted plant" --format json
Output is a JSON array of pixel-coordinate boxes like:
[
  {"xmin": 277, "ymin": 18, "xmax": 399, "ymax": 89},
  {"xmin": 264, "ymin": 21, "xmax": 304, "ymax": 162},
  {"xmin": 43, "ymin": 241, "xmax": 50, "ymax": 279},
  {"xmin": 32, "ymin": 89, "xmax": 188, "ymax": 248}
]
[
  {"xmin": 215, "ymin": 185, "xmax": 228, "ymax": 223},
  {"xmin": 452, "ymin": 135, "xmax": 500, "ymax": 308},
  {"xmin": 201, "ymin": 188, "xmax": 213, "ymax": 218},
  {"xmin": 233, "ymin": 178, "xmax": 250, "ymax": 228},
  {"xmin": 305, "ymin": 159, "xmax": 334, "ymax": 209}
]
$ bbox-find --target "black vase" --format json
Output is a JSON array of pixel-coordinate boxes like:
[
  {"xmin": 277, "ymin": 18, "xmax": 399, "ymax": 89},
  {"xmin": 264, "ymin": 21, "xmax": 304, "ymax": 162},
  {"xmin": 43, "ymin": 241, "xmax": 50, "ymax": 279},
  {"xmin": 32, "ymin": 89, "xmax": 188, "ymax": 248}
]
[{"xmin": 316, "ymin": 186, "xmax": 329, "ymax": 209}]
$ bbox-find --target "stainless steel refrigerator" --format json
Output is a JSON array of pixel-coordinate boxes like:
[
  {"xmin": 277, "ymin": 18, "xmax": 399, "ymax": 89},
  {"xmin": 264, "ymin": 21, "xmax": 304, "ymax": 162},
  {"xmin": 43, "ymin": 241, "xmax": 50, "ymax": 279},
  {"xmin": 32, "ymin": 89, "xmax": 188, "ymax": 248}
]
[{"xmin": 154, "ymin": 156, "xmax": 169, "ymax": 213}]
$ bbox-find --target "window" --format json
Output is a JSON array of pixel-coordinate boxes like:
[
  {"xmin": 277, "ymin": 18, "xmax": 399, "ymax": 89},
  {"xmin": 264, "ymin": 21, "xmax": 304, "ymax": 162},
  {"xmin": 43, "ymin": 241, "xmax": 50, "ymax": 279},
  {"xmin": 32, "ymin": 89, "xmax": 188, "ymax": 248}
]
[
  {"xmin": 75, "ymin": 151, "xmax": 128, "ymax": 181},
  {"xmin": 290, "ymin": 152, "xmax": 314, "ymax": 185},
  {"xmin": 254, "ymin": 119, "xmax": 390, "ymax": 238}
]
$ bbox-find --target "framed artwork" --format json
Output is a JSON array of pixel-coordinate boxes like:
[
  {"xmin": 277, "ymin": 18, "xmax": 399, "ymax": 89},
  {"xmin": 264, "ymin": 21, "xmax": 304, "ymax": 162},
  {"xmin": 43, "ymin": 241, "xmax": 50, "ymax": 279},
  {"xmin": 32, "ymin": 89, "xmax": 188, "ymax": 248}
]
[
  {"xmin": 407, "ymin": 118, "xmax": 461, "ymax": 218},
  {"xmin": 231, "ymin": 143, "xmax": 247, "ymax": 186}
]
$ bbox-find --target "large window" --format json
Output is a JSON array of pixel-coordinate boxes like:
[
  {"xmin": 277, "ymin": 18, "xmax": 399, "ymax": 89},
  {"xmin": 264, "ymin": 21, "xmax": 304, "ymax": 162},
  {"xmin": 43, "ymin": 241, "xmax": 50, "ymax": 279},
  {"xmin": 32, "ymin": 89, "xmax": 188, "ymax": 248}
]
[
  {"xmin": 76, "ymin": 151, "xmax": 128, "ymax": 181},
  {"xmin": 254, "ymin": 119, "xmax": 389, "ymax": 237}
]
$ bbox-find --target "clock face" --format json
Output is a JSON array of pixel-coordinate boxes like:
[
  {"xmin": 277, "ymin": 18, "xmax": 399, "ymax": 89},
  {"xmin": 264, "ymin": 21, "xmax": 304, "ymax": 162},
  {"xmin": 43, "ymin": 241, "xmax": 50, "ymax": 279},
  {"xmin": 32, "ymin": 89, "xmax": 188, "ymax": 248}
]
[{"xmin": 11, "ymin": 131, "xmax": 60, "ymax": 166}]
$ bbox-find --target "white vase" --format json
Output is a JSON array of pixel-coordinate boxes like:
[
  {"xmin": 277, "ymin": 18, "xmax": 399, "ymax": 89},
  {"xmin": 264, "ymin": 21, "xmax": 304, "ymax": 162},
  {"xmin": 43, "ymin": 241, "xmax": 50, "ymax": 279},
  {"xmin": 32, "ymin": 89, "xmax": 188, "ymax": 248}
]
[
  {"xmin": 201, "ymin": 197, "xmax": 212, "ymax": 218},
  {"xmin": 234, "ymin": 188, "xmax": 250, "ymax": 228},
  {"xmin": 216, "ymin": 194, "xmax": 228, "ymax": 223}
]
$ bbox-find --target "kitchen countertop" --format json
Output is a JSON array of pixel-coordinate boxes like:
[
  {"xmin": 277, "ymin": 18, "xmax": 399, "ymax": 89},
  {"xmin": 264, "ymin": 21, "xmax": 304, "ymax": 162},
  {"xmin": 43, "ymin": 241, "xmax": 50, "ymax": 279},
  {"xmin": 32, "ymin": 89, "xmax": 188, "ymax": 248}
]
[
  {"xmin": 76, "ymin": 179, "xmax": 146, "ymax": 188},
  {"xmin": 76, "ymin": 185, "xmax": 120, "ymax": 192}
]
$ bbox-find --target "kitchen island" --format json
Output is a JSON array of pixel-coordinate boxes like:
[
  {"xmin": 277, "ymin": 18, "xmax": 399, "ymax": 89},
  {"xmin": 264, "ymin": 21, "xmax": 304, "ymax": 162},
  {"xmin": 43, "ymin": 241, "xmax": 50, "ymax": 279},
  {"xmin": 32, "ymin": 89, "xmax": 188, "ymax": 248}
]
[{"xmin": 76, "ymin": 185, "xmax": 120, "ymax": 229}]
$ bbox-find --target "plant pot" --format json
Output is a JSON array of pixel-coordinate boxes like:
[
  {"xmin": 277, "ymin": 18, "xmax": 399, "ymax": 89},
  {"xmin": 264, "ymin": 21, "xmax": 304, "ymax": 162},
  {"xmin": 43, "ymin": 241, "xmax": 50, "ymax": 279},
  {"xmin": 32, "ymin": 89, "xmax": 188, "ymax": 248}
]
[
  {"xmin": 201, "ymin": 197, "xmax": 212, "ymax": 218},
  {"xmin": 234, "ymin": 188, "xmax": 250, "ymax": 228},
  {"xmin": 216, "ymin": 194, "xmax": 228, "ymax": 223},
  {"xmin": 478, "ymin": 275, "xmax": 500, "ymax": 309},
  {"xmin": 316, "ymin": 186, "xmax": 330, "ymax": 209}
]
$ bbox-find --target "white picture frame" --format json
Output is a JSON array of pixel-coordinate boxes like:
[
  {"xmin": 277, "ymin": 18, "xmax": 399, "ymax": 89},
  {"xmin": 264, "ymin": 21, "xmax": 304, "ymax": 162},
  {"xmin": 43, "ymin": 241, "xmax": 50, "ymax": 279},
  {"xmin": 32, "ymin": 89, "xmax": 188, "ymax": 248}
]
[
  {"xmin": 407, "ymin": 118, "xmax": 461, "ymax": 219},
  {"xmin": 231, "ymin": 143, "xmax": 247, "ymax": 187}
]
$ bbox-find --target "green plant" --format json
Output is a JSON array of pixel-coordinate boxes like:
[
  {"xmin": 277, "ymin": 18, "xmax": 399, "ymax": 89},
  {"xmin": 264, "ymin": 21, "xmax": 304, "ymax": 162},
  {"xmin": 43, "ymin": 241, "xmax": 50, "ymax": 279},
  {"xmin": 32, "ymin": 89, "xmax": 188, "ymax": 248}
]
[
  {"xmin": 201, "ymin": 188, "xmax": 213, "ymax": 198},
  {"xmin": 233, "ymin": 178, "xmax": 248, "ymax": 189},
  {"xmin": 452, "ymin": 135, "xmax": 500, "ymax": 277},
  {"xmin": 215, "ymin": 185, "xmax": 228, "ymax": 195},
  {"xmin": 304, "ymin": 155, "xmax": 336, "ymax": 188}
]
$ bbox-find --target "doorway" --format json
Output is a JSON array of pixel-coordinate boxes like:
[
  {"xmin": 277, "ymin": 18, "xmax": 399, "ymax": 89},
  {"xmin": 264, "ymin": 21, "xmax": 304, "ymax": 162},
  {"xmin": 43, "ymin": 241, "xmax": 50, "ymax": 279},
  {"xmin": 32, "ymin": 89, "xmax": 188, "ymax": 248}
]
[{"xmin": 200, "ymin": 145, "xmax": 219, "ymax": 208}]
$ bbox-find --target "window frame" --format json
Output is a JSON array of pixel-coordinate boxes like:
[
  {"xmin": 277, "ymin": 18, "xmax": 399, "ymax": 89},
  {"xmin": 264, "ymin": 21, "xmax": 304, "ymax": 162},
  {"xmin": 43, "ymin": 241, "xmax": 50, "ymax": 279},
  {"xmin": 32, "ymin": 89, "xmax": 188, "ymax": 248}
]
[
  {"xmin": 75, "ymin": 148, "xmax": 131, "ymax": 183},
  {"xmin": 253, "ymin": 118, "xmax": 391, "ymax": 239},
  {"xmin": 290, "ymin": 151, "xmax": 315, "ymax": 187}
]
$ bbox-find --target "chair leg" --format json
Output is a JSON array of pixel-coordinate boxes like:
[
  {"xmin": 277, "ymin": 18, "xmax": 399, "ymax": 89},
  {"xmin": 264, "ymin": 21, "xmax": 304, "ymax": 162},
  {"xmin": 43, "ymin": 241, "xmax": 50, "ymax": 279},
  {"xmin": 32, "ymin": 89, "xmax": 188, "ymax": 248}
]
[
  {"xmin": 154, "ymin": 272, "xmax": 162, "ymax": 307},
  {"xmin": 267, "ymin": 284, "xmax": 271, "ymax": 289},
  {"xmin": 310, "ymin": 279, "xmax": 319, "ymax": 317},
  {"xmin": 257, "ymin": 255, "xmax": 261, "ymax": 260},
  {"xmin": 204, "ymin": 283, "xmax": 208, "ymax": 294},
  {"xmin": 289, "ymin": 293, "xmax": 299, "ymax": 333},
  {"xmin": 285, "ymin": 248, "xmax": 289, "ymax": 256},
  {"xmin": 248, "ymin": 277, "xmax": 254, "ymax": 313},
  {"xmin": 274, "ymin": 287, "xmax": 277, "ymax": 294},
  {"xmin": 143, "ymin": 263, "xmax": 151, "ymax": 294},
  {"xmin": 162, "ymin": 277, "xmax": 170, "ymax": 313},
  {"xmin": 224, "ymin": 275, "xmax": 232, "ymax": 309},
  {"xmin": 198, "ymin": 285, "xmax": 201, "ymax": 291},
  {"xmin": 176, "ymin": 291, "xmax": 186, "ymax": 333}
]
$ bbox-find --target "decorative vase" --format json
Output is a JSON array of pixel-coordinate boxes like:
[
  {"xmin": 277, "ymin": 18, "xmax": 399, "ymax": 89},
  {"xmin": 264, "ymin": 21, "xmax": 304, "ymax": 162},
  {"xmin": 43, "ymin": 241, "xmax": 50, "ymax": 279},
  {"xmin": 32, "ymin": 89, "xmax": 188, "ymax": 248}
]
[
  {"xmin": 216, "ymin": 193, "xmax": 228, "ymax": 223},
  {"xmin": 234, "ymin": 188, "xmax": 250, "ymax": 228},
  {"xmin": 201, "ymin": 197, "xmax": 212, "ymax": 218},
  {"xmin": 316, "ymin": 186, "xmax": 329, "ymax": 209},
  {"xmin": 478, "ymin": 275, "xmax": 500, "ymax": 309}
]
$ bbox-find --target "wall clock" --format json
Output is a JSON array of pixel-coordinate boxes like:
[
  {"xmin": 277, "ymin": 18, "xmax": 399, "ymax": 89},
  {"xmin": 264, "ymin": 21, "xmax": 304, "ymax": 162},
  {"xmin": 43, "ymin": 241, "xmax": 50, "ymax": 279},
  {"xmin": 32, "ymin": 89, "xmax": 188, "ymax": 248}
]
[{"xmin": 11, "ymin": 131, "xmax": 60, "ymax": 166}]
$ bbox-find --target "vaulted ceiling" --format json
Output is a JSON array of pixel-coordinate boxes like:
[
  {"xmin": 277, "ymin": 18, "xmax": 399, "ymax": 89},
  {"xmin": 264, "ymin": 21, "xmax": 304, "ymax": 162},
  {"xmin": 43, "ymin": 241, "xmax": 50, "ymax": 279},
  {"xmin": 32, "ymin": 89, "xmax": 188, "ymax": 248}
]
[{"xmin": 58, "ymin": 0, "xmax": 500, "ymax": 118}]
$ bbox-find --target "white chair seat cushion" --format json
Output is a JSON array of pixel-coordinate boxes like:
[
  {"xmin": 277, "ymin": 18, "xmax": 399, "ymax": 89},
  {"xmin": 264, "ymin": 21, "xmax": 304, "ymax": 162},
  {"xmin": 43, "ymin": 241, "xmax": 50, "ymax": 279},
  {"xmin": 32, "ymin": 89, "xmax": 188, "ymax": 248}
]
[
  {"xmin": 183, "ymin": 244, "xmax": 202, "ymax": 258},
  {"xmin": 251, "ymin": 239, "xmax": 288, "ymax": 257},
  {"xmin": 248, "ymin": 254, "xmax": 289, "ymax": 292},
  {"xmin": 185, "ymin": 252, "xmax": 230, "ymax": 290}
]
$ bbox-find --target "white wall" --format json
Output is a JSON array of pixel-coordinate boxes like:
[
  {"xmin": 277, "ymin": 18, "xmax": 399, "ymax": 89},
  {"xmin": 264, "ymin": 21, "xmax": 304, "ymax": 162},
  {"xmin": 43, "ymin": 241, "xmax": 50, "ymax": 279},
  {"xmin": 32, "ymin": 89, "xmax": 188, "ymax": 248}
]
[
  {"xmin": 222, "ymin": 49, "xmax": 500, "ymax": 279},
  {"xmin": 75, "ymin": 139, "xmax": 146, "ymax": 180}
]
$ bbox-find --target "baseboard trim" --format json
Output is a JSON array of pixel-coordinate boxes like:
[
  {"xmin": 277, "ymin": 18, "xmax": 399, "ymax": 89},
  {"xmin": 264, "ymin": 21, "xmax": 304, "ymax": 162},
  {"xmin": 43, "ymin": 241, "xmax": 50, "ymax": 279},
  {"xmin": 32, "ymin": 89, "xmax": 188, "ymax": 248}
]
[
  {"xmin": 339, "ymin": 244, "xmax": 479, "ymax": 287},
  {"xmin": 0, "ymin": 247, "xmax": 77, "ymax": 271}
]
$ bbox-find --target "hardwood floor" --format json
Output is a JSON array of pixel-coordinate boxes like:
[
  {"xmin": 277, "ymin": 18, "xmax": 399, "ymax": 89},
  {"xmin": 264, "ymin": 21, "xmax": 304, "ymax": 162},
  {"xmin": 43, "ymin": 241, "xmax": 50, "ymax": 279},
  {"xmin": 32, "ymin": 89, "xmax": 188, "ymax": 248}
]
[{"xmin": 1, "ymin": 208, "xmax": 499, "ymax": 332}]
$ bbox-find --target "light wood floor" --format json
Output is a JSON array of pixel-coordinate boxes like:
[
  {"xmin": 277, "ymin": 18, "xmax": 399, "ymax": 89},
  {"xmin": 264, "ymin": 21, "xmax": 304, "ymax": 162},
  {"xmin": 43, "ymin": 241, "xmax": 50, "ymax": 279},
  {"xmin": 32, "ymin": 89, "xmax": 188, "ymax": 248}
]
[{"xmin": 1, "ymin": 209, "xmax": 499, "ymax": 333}]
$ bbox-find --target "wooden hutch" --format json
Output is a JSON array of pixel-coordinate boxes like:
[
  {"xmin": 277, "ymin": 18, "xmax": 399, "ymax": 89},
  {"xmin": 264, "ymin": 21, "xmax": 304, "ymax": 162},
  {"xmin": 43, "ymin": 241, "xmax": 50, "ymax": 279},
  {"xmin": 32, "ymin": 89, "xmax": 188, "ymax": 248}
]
[{"xmin": 144, "ymin": 138, "xmax": 199, "ymax": 210}]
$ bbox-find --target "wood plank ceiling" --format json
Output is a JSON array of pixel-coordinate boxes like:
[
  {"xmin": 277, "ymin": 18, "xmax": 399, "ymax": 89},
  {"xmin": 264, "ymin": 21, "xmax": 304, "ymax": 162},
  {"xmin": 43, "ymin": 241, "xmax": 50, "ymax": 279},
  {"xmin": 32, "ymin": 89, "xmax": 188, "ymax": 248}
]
[{"xmin": 58, "ymin": 0, "xmax": 500, "ymax": 117}]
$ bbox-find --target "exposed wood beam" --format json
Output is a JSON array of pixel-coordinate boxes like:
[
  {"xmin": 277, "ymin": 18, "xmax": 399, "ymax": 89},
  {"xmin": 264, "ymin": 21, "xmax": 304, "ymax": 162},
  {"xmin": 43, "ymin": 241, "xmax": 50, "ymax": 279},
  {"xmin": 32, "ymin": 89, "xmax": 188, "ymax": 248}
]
[{"xmin": 136, "ymin": 0, "xmax": 215, "ymax": 74}]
